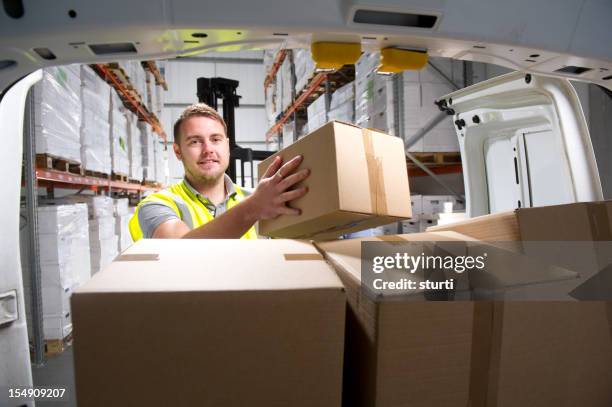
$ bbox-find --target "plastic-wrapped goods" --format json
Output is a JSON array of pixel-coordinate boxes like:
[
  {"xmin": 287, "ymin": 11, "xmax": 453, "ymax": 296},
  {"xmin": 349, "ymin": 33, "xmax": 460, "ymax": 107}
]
[
  {"xmin": 140, "ymin": 122, "xmax": 156, "ymax": 182},
  {"xmin": 33, "ymin": 66, "xmax": 82, "ymax": 162},
  {"xmin": 401, "ymin": 57, "xmax": 459, "ymax": 152},
  {"xmin": 110, "ymin": 89, "xmax": 126, "ymax": 113},
  {"xmin": 80, "ymin": 108, "xmax": 111, "ymax": 174},
  {"xmin": 128, "ymin": 115, "xmax": 143, "ymax": 180},
  {"xmin": 63, "ymin": 195, "xmax": 115, "ymax": 219},
  {"xmin": 328, "ymin": 82, "xmax": 355, "ymax": 123},
  {"xmin": 109, "ymin": 108, "xmax": 130, "ymax": 175},
  {"xmin": 154, "ymin": 141, "xmax": 168, "ymax": 185},
  {"xmin": 20, "ymin": 203, "xmax": 91, "ymax": 339},
  {"xmin": 154, "ymin": 83, "xmax": 164, "ymax": 116},
  {"xmin": 20, "ymin": 203, "xmax": 91, "ymax": 289},
  {"xmin": 306, "ymin": 93, "xmax": 327, "ymax": 133},
  {"xmin": 279, "ymin": 56, "xmax": 293, "ymax": 113},
  {"xmin": 115, "ymin": 215, "xmax": 132, "ymax": 252},
  {"xmin": 293, "ymin": 48, "xmax": 316, "ymax": 95},
  {"xmin": 280, "ymin": 118, "xmax": 307, "ymax": 149},
  {"xmin": 113, "ymin": 198, "xmax": 130, "ymax": 217},
  {"xmin": 265, "ymin": 83, "xmax": 278, "ymax": 128},
  {"xmin": 354, "ymin": 52, "xmax": 395, "ymax": 134},
  {"xmin": 90, "ymin": 235, "xmax": 119, "ymax": 275},
  {"xmin": 80, "ymin": 66, "xmax": 111, "ymax": 111},
  {"xmin": 145, "ymin": 70, "xmax": 158, "ymax": 114}
]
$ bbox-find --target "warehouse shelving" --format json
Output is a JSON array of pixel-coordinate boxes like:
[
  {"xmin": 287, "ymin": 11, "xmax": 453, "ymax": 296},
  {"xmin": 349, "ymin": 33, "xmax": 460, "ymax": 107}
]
[
  {"xmin": 265, "ymin": 64, "xmax": 355, "ymax": 141},
  {"xmin": 142, "ymin": 60, "xmax": 168, "ymax": 91},
  {"xmin": 91, "ymin": 63, "xmax": 167, "ymax": 142},
  {"xmin": 263, "ymin": 49, "xmax": 288, "ymax": 90},
  {"xmin": 34, "ymin": 167, "xmax": 160, "ymax": 192},
  {"xmin": 23, "ymin": 61, "xmax": 167, "ymax": 364}
]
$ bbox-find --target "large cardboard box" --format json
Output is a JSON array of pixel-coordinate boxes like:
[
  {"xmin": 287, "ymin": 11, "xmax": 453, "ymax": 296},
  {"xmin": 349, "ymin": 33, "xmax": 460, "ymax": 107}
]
[
  {"xmin": 258, "ymin": 121, "xmax": 412, "ymax": 240},
  {"xmin": 428, "ymin": 201, "xmax": 612, "ymax": 298},
  {"xmin": 72, "ymin": 239, "xmax": 346, "ymax": 407},
  {"xmin": 316, "ymin": 232, "xmax": 612, "ymax": 407}
]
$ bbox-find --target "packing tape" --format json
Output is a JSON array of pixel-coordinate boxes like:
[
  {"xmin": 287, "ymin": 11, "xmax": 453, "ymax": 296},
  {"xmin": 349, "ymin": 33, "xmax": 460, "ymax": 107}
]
[
  {"xmin": 377, "ymin": 235, "xmax": 409, "ymax": 242},
  {"xmin": 284, "ymin": 253, "xmax": 325, "ymax": 261},
  {"xmin": 362, "ymin": 129, "xmax": 388, "ymax": 215},
  {"xmin": 468, "ymin": 301, "xmax": 503, "ymax": 407},
  {"xmin": 115, "ymin": 253, "xmax": 159, "ymax": 261}
]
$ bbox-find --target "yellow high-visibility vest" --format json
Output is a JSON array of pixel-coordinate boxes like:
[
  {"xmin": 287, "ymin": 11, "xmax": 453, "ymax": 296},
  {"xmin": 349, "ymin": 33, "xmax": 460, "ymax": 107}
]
[{"xmin": 129, "ymin": 180, "xmax": 257, "ymax": 241}]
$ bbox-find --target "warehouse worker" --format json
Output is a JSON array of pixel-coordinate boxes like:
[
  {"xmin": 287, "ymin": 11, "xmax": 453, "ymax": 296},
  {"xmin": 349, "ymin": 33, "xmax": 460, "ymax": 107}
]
[{"xmin": 129, "ymin": 103, "xmax": 309, "ymax": 240}]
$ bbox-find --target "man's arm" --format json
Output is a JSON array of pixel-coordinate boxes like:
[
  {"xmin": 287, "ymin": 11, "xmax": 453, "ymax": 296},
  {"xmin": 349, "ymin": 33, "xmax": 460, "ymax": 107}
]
[{"xmin": 153, "ymin": 155, "xmax": 309, "ymax": 239}]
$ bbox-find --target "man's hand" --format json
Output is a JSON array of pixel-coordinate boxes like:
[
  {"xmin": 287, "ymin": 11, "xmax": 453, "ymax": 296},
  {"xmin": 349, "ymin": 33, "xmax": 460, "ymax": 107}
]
[{"xmin": 247, "ymin": 155, "xmax": 310, "ymax": 220}]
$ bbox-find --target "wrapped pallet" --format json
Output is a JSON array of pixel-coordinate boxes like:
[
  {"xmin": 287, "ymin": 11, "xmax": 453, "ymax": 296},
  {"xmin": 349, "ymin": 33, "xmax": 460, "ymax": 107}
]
[
  {"xmin": 113, "ymin": 198, "xmax": 132, "ymax": 252},
  {"xmin": 293, "ymin": 48, "xmax": 315, "ymax": 95},
  {"xmin": 306, "ymin": 93, "xmax": 327, "ymax": 132},
  {"xmin": 139, "ymin": 122, "xmax": 156, "ymax": 182},
  {"xmin": 63, "ymin": 195, "xmax": 119, "ymax": 276},
  {"xmin": 109, "ymin": 107, "xmax": 130, "ymax": 176},
  {"xmin": 328, "ymin": 82, "xmax": 355, "ymax": 123},
  {"xmin": 33, "ymin": 65, "xmax": 82, "ymax": 163},
  {"xmin": 127, "ymin": 113, "xmax": 143, "ymax": 181},
  {"xmin": 354, "ymin": 52, "xmax": 395, "ymax": 135},
  {"xmin": 154, "ymin": 140, "xmax": 167, "ymax": 185},
  {"xmin": 20, "ymin": 203, "xmax": 90, "ymax": 340},
  {"xmin": 80, "ymin": 65, "xmax": 111, "ymax": 174},
  {"xmin": 279, "ymin": 56, "xmax": 293, "ymax": 113}
]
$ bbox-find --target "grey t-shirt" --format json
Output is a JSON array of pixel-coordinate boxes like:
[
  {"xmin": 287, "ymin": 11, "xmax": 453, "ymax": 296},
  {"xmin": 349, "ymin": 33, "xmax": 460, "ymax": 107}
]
[{"xmin": 137, "ymin": 175, "xmax": 252, "ymax": 238}]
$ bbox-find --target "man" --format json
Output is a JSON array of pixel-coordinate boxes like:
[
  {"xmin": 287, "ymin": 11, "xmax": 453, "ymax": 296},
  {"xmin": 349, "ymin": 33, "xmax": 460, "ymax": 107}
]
[{"xmin": 129, "ymin": 103, "xmax": 309, "ymax": 240}]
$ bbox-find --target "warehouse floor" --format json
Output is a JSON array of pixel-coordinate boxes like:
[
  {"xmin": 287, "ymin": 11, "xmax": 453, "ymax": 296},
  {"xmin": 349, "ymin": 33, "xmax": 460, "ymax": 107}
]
[{"xmin": 31, "ymin": 347, "xmax": 77, "ymax": 406}]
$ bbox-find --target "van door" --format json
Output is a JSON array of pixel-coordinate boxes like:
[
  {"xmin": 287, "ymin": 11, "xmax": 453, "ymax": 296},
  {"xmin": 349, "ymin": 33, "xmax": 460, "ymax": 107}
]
[{"xmin": 437, "ymin": 72, "xmax": 603, "ymax": 217}]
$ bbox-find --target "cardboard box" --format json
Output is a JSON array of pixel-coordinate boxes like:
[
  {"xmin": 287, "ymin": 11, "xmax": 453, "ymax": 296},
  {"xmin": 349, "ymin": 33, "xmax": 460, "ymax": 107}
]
[
  {"xmin": 258, "ymin": 121, "xmax": 412, "ymax": 240},
  {"xmin": 316, "ymin": 232, "xmax": 612, "ymax": 407},
  {"xmin": 315, "ymin": 232, "xmax": 476, "ymax": 407},
  {"xmin": 428, "ymin": 201, "xmax": 612, "ymax": 298},
  {"xmin": 72, "ymin": 239, "xmax": 346, "ymax": 407}
]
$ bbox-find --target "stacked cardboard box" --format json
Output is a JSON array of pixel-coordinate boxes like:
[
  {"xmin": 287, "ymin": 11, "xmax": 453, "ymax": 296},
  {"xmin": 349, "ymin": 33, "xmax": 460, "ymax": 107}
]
[
  {"xmin": 354, "ymin": 52, "xmax": 396, "ymax": 135},
  {"xmin": 33, "ymin": 65, "xmax": 82, "ymax": 162},
  {"xmin": 316, "ymin": 231, "xmax": 612, "ymax": 407},
  {"xmin": 113, "ymin": 198, "xmax": 132, "ymax": 252},
  {"xmin": 279, "ymin": 55, "xmax": 293, "ymax": 113},
  {"xmin": 428, "ymin": 200, "xmax": 612, "ymax": 299},
  {"xmin": 72, "ymin": 239, "xmax": 346, "ymax": 406},
  {"xmin": 20, "ymin": 203, "xmax": 90, "ymax": 340},
  {"xmin": 65, "ymin": 195, "xmax": 118, "ymax": 275},
  {"xmin": 293, "ymin": 48, "xmax": 315, "ymax": 95},
  {"xmin": 80, "ymin": 65, "xmax": 112, "ymax": 174},
  {"xmin": 126, "ymin": 112, "xmax": 143, "ymax": 181},
  {"xmin": 280, "ymin": 118, "xmax": 307, "ymax": 149},
  {"xmin": 402, "ymin": 57, "xmax": 461, "ymax": 152},
  {"xmin": 306, "ymin": 93, "xmax": 327, "ymax": 132},
  {"xmin": 154, "ymin": 140, "xmax": 167, "ymax": 185},
  {"xmin": 139, "ymin": 122, "xmax": 156, "ymax": 182},
  {"xmin": 109, "ymin": 92, "xmax": 130, "ymax": 176},
  {"xmin": 327, "ymin": 82, "xmax": 355, "ymax": 123}
]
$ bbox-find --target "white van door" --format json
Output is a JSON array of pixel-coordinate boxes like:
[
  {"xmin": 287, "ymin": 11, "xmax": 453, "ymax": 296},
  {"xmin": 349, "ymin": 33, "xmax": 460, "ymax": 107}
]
[{"xmin": 437, "ymin": 72, "xmax": 603, "ymax": 217}]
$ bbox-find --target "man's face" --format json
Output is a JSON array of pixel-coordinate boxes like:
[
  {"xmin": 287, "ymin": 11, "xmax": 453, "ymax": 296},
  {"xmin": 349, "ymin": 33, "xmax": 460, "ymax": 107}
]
[{"xmin": 174, "ymin": 116, "xmax": 230, "ymax": 184}]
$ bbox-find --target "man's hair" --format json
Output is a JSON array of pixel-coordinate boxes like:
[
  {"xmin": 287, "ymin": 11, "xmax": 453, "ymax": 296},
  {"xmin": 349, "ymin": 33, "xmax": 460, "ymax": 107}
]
[{"xmin": 173, "ymin": 103, "xmax": 227, "ymax": 144}]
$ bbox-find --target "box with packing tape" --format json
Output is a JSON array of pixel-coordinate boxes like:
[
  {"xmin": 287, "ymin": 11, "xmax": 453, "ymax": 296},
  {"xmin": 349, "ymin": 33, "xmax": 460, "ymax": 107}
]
[
  {"xmin": 315, "ymin": 231, "xmax": 612, "ymax": 407},
  {"xmin": 71, "ymin": 238, "xmax": 346, "ymax": 406},
  {"xmin": 258, "ymin": 121, "xmax": 412, "ymax": 240}
]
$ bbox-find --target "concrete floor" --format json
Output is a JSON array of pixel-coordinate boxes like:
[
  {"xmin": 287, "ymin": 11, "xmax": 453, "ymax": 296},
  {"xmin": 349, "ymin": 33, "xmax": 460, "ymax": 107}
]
[{"xmin": 31, "ymin": 347, "xmax": 77, "ymax": 406}]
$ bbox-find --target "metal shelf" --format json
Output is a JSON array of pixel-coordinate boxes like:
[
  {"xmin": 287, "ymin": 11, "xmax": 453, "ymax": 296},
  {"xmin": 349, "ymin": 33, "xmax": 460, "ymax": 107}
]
[
  {"xmin": 91, "ymin": 63, "xmax": 167, "ymax": 142},
  {"xmin": 142, "ymin": 60, "xmax": 168, "ymax": 91},
  {"xmin": 34, "ymin": 167, "xmax": 161, "ymax": 192},
  {"xmin": 408, "ymin": 164, "xmax": 463, "ymax": 177},
  {"xmin": 265, "ymin": 64, "xmax": 356, "ymax": 141},
  {"xmin": 263, "ymin": 49, "xmax": 288, "ymax": 89}
]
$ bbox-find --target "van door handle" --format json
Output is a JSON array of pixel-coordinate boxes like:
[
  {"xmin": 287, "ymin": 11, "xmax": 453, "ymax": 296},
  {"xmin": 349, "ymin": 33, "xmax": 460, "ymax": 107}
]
[{"xmin": 0, "ymin": 290, "xmax": 18, "ymax": 327}]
